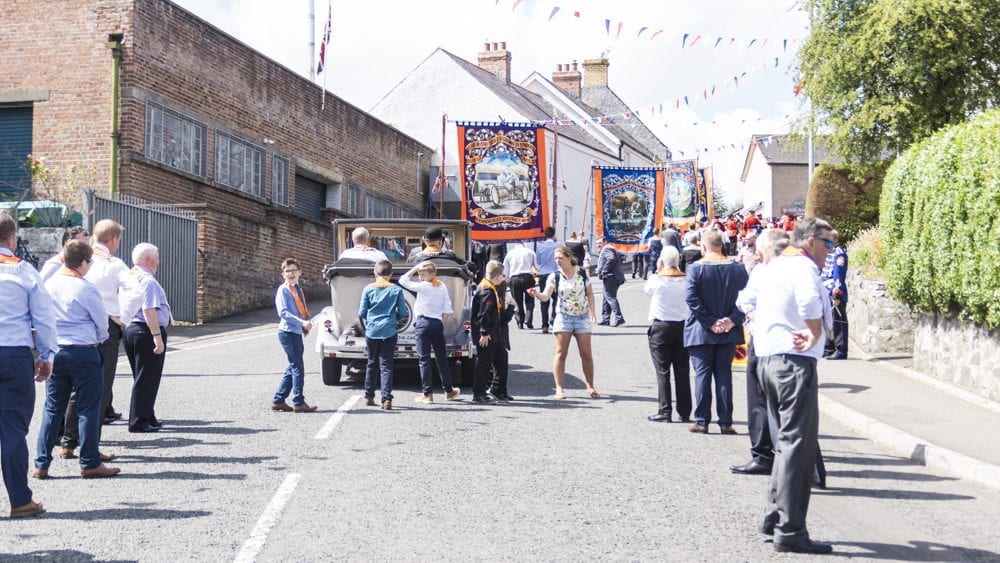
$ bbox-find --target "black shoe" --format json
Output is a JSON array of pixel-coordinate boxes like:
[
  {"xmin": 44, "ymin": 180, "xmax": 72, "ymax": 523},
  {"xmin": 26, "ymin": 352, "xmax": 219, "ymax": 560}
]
[
  {"xmin": 105, "ymin": 410, "xmax": 123, "ymax": 420},
  {"xmin": 647, "ymin": 413, "xmax": 672, "ymax": 423},
  {"xmin": 613, "ymin": 320, "xmax": 626, "ymax": 327},
  {"xmin": 812, "ymin": 478, "xmax": 827, "ymax": 490},
  {"xmin": 489, "ymin": 390, "xmax": 509, "ymax": 403},
  {"xmin": 526, "ymin": 325, "xmax": 534, "ymax": 330},
  {"xmin": 472, "ymin": 395, "xmax": 496, "ymax": 404},
  {"xmin": 517, "ymin": 324, "xmax": 524, "ymax": 330},
  {"xmin": 597, "ymin": 321, "xmax": 610, "ymax": 326},
  {"xmin": 774, "ymin": 539, "xmax": 833, "ymax": 554},
  {"xmin": 730, "ymin": 460, "xmax": 772, "ymax": 475},
  {"xmin": 678, "ymin": 416, "xmax": 691, "ymax": 423},
  {"xmin": 148, "ymin": 420, "xmax": 163, "ymax": 429},
  {"xmin": 129, "ymin": 423, "xmax": 160, "ymax": 433},
  {"xmin": 102, "ymin": 416, "xmax": 116, "ymax": 425},
  {"xmin": 500, "ymin": 392, "xmax": 515, "ymax": 402}
]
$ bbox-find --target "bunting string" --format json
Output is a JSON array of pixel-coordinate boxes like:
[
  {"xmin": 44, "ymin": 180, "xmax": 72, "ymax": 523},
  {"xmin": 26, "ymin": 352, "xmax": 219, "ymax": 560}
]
[{"xmin": 493, "ymin": 0, "xmax": 803, "ymax": 51}]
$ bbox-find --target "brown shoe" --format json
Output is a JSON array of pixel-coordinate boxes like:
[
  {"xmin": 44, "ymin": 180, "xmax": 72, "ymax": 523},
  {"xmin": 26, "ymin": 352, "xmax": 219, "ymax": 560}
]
[
  {"xmin": 10, "ymin": 500, "xmax": 44, "ymax": 518},
  {"xmin": 293, "ymin": 403, "xmax": 317, "ymax": 413},
  {"xmin": 688, "ymin": 424, "xmax": 708, "ymax": 434},
  {"xmin": 271, "ymin": 401, "xmax": 293, "ymax": 412},
  {"xmin": 445, "ymin": 388, "xmax": 461, "ymax": 401},
  {"xmin": 414, "ymin": 394, "xmax": 433, "ymax": 404},
  {"xmin": 58, "ymin": 447, "xmax": 76, "ymax": 459},
  {"xmin": 100, "ymin": 452, "xmax": 116, "ymax": 462},
  {"xmin": 381, "ymin": 400, "xmax": 392, "ymax": 410},
  {"xmin": 363, "ymin": 396, "xmax": 376, "ymax": 407},
  {"xmin": 30, "ymin": 468, "xmax": 49, "ymax": 480},
  {"xmin": 81, "ymin": 464, "xmax": 121, "ymax": 479},
  {"xmin": 720, "ymin": 426, "xmax": 738, "ymax": 435}
]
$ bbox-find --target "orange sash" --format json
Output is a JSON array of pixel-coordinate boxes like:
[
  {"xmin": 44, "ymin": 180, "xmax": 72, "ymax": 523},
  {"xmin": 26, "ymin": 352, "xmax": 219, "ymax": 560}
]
[
  {"xmin": 92, "ymin": 246, "xmax": 111, "ymax": 258},
  {"xmin": 781, "ymin": 247, "xmax": 809, "ymax": 258},
  {"xmin": 287, "ymin": 283, "xmax": 310, "ymax": 318},
  {"xmin": 58, "ymin": 267, "xmax": 84, "ymax": 278},
  {"xmin": 477, "ymin": 278, "xmax": 502, "ymax": 313},
  {"xmin": 0, "ymin": 254, "xmax": 23, "ymax": 264}
]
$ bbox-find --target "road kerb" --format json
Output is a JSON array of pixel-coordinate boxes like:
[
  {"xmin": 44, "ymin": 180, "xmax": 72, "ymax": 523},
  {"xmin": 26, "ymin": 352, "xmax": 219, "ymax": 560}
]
[{"xmin": 818, "ymin": 394, "xmax": 1000, "ymax": 493}]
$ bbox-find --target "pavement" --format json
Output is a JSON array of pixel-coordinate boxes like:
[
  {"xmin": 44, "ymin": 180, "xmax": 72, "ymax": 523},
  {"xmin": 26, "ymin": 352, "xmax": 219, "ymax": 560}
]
[{"xmin": 172, "ymin": 282, "xmax": 1000, "ymax": 494}]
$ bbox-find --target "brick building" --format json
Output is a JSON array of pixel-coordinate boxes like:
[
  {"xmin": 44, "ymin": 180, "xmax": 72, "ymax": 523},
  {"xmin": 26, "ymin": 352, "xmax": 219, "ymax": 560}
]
[
  {"xmin": 0, "ymin": 0, "xmax": 431, "ymax": 321},
  {"xmin": 740, "ymin": 134, "xmax": 840, "ymax": 219}
]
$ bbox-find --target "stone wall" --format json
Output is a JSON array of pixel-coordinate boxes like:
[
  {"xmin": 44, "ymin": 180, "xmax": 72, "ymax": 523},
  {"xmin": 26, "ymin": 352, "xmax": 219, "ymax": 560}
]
[
  {"xmin": 846, "ymin": 269, "xmax": 918, "ymax": 353},
  {"xmin": 914, "ymin": 314, "xmax": 1000, "ymax": 403},
  {"xmin": 18, "ymin": 227, "xmax": 67, "ymax": 266}
]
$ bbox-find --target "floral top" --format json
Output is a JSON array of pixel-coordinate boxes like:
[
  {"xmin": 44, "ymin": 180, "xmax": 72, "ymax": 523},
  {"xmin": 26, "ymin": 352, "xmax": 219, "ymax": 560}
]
[{"xmin": 546, "ymin": 269, "xmax": 589, "ymax": 316}]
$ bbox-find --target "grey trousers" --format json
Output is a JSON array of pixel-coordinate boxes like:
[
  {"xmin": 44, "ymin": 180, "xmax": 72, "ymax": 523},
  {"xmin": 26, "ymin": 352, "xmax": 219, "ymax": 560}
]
[{"xmin": 758, "ymin": 354, "xmax": 819, "ymax": 543}]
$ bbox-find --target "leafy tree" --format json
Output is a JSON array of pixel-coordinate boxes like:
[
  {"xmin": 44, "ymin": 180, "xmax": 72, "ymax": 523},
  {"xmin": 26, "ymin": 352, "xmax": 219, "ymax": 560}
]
[{"xmin": 797, "ymin": 0, "xmax": 1000, "ymax": 162}]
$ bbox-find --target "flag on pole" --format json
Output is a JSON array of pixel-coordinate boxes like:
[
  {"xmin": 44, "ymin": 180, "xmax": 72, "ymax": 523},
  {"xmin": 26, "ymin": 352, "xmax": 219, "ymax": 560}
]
[{"xmin": 316, "ymin": 2, "xmax": 331, "ymax": 74}]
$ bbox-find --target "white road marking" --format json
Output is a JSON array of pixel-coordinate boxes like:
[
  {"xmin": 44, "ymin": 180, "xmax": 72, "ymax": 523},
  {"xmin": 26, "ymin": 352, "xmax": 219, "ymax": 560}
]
[
  {"xmin": 315, "ymin": 394, "xmax": 362, "ymax": 440},
  {"xmin": 113, "ymin": 331, "xmax": 276, "ymax": 369},
  {"xmin": 234, "ymin": 472, "xmax": 301, "ymax": 563}
]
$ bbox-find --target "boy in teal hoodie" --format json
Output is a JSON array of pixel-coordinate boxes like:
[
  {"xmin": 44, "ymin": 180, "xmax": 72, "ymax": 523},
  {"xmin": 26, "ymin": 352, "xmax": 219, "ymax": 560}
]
[{"xmin": 358, "ymin": 260, "xmax": 407, "ymax": 409}]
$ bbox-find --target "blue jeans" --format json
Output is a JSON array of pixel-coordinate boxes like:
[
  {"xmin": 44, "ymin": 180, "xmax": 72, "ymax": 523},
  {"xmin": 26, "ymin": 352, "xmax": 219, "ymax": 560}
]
[
  {"xmin": 273, "ymin": 331, "xmax": 306, "ymax": 406},
  {"xmin": 0, "ymin": 346, "xmax": 36, "ymax": 508},
  {"xmin": 414, "ymin": 316, "xmax": 454, "ymax": 395},
  {"xmin": 36, "ymin": 347, "xmax": 104, "ymax": 470},
  {"xmin": 689, "ymin": 343, "xmax": 736, "ymax": 427},
  {"xmin": 365, "ymin": 335, "xmax": 397, "ymax": 402}
]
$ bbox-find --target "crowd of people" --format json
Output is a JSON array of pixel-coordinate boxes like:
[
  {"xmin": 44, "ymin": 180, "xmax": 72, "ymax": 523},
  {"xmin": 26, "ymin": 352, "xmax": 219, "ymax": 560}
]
[{"xmin": 0, "ymin": 212, "xmax": 173, "ymax": 518}]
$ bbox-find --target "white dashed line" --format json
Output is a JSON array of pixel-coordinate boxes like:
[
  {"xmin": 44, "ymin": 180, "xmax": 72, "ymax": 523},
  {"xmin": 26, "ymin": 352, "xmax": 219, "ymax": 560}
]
[
  {"xmin": 234, "ymin": 472, "xmax": 301, "ymax": 563},
  {"xmin": 314, "ymin": 394, "xmax": 362, "ymax": 440}
]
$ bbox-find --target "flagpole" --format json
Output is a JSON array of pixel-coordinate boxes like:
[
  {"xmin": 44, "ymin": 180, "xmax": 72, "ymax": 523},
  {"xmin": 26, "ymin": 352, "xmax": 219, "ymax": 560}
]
[
  {"xmin": 439, "ymin": 114, "xmax": 446, "ymax": 219},
  {"xmin": 308, "ymin": 0, "xmax": 315, "ymax": 82}
]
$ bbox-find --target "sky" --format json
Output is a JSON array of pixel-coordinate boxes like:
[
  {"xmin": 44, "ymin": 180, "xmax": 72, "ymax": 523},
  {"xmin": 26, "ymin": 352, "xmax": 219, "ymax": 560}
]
[{"xmin": 172, "ymin": 0, "xmax": 809, "ymax": 207}]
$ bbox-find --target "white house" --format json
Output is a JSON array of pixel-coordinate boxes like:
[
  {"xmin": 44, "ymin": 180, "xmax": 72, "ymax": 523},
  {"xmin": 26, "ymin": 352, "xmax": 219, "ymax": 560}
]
[
  {"xmin": 370, "ymin": 42, "xmax": 662, "ymax": 243},
  {"xmin": 740, "ymin": 134, "xmax": 840, "ymax": 218}
]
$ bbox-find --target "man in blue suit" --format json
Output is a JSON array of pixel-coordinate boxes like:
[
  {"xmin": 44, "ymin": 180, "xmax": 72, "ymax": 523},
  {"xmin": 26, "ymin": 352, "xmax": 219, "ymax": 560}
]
[
  {"xmin": 821, "ymin": 230, "xmax": 849, "ymax": 359},
  {"xmin": 683, "ymin": 230, "xmax": 749, "ymax": 433}
]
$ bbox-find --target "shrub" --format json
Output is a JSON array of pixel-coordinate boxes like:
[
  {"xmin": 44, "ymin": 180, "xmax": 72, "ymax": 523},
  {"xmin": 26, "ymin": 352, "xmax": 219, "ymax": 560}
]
[
  {"xmin": 846, "ymin": 226, "xmax": 886, "ymax": 279},
  {"xmin": 806, "ymin": 162, "xmax": 888, "ymax": 244},
  {"xmin": 879, "ymin": 108, "xmax": 1000, "ymax": 328}
]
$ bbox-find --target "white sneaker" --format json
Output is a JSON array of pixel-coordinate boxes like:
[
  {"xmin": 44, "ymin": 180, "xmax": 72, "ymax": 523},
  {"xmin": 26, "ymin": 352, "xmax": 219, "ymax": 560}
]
[
  {"xmin": 445, "ymin": 388, "xmax": 461, "ymax": 401},
  {"xmin": 414, "ymin": 394, "xmax": 433, "ymax": 404}
]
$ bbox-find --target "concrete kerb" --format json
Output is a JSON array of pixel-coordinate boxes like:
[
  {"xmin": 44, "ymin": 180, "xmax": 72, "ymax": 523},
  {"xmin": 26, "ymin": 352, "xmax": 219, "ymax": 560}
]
[{"xmin": 817, "ymin": 338, "xmax": 1000, "ymax": 493}]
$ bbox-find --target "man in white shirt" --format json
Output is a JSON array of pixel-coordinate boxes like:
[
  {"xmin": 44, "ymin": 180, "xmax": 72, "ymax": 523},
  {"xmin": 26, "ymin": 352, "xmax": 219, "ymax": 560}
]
[
  {"xmin": 535, "ymin": 227, "xmax": 559, "ymax": 333},
  {"xmin": 38, "ymin": 226, "xmax": 89, "ymax": 282},
  {"xmin": 753, "ymin": 217, "xmax": 834, "ymax": 555},
  {"xmin": 340, "ymin": 227, "xmax": 389, "ymax": 262},
  {"xmin": 503, "ymin": 243, "xmax": 538, "ymax": 330}
]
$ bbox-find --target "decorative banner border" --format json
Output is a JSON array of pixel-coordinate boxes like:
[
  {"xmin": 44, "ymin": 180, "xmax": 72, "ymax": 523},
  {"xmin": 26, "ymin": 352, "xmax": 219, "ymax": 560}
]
[
  {"xmin": 593, "ymin": 167, "xmax": 664, "ymax": 254},
  {"xmin": 457, "ymin": 122, "xmax": 550, "ymax": 241},
  {"xmin": 698, "ymin": 166, "xmax": 715, "ymax": 222}
]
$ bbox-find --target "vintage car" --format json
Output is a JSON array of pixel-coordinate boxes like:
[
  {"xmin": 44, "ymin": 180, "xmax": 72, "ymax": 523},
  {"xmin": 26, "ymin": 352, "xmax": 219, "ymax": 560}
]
[{"xmin": 313, "ymin": 219, "xmax": 477, "ymax": 386}]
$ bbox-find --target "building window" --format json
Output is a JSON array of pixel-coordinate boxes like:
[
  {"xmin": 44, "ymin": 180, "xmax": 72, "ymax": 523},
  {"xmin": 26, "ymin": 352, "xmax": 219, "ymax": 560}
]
[
  {"xmin": 144, "ymin": 101, "xmax": 206, "ymax": 176},
  {"xmin": 272, "ymin": 155, "xmax": 289, "ymax": 206},
  {"xmin": 215, "ymin": 131, "xmax": 264, "ymax": 196},
  {"xmin": 365, "ymin": 192, "xmax": 399, "ymax": 218},
  {"xmin": 325, "ymin": 182, "xmax": 342, "ymax": 210},
  {"xmin": 347, "ymin": 185, "xmax": 360, "ymax": 216}
]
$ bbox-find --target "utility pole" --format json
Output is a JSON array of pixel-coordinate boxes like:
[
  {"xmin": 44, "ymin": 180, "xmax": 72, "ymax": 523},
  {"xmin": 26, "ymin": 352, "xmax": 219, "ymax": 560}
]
[{"xmin": 308, "ymin": 0, "xmax": 316, "ymax": 82}]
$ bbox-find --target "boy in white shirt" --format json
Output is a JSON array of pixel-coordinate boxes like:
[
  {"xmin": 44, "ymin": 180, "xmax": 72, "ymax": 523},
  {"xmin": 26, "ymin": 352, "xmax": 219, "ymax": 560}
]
[{"xmin": 399, "ymin": 261, "xmax": 461, "ymax": 404}]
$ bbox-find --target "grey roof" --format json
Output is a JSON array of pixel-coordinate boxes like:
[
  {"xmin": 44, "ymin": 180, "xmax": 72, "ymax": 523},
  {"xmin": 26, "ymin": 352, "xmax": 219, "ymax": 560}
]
[
  {"xmin": 581, "ymin": 85, "xmax": 670, "ymax": 160},
  {"xmin": 440, "ymin": 50, "xmax": 618, "ymax": 158},
  {"xmin": 751, "ymin": 134, "xmax": 841, "ymax": 165}
]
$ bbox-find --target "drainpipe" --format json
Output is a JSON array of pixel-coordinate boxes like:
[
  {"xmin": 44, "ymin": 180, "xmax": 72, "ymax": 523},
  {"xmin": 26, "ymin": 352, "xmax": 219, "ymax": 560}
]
[{"xmin": 108, "ymin": 33, "xmax": 123, "ymax": 197}]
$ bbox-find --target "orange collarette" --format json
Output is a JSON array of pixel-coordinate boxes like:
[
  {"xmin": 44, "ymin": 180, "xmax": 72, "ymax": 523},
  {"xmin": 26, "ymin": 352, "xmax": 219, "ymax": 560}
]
[
  {"xmin": 0, "ymin": 254, "xmax": 23, "ymax": 264},
  {"xmin": 287, "ymin": 283, "xmax": 310, "ymax": 318},
  {"xmin": 58, "ymin": 267, "xmax": 85, "ymax": 278}
]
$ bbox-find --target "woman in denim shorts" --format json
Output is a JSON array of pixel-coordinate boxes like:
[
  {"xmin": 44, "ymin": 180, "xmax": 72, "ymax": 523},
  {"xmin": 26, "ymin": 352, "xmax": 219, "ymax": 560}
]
[{"xmin": 530, "ymin": 246, "xmax": 599, "ymax": 399}]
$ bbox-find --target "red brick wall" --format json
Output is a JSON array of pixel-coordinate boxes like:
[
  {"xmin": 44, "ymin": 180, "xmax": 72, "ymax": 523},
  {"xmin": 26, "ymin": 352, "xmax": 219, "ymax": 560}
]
[{"xmin": 3, "ymin": 0, "xmax": 432, "ymax": 321}]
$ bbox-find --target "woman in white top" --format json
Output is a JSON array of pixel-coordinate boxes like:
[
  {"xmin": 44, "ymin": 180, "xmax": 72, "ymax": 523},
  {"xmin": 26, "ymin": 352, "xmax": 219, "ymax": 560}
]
[
  {"xmin": 399, "ymin": 260, "xmax": 460, "ymax": 404},
  {"xmin": 642, "ymin": 246, "xmax": 692, "ymax": 423},
  {"xmin": 530, "ymin": 246, "xmax": 599, "ymax": 399}
]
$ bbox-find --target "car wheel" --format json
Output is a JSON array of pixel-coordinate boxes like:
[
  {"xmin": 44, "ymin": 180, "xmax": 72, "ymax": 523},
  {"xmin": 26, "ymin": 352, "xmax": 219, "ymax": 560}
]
[
  {"xmin": 490, "ymin": 185, "xmax": 501, "ymax": 207},
  {"xmin": 321, "ymin": 357, "xmax": 342, "ymax": 385}
]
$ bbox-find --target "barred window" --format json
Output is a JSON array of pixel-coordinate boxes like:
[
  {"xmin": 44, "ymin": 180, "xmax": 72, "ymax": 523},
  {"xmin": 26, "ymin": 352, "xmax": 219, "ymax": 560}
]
[
  {"xmin": 144, "ymin": 101, "xmax": 206, "ymax": 176},
  {"xmin": 365, "ymin": 192, "xmax": 399, "ymax": 218},
  {"xmin": 347, "ymin": 185, "xmax": 360, "ymax": 216},
  {"xmin": 272, "ymin": 155, "xmax": 289, "ymax": 206},
  {"xmin": 215, "ymin": 131, "xmax": 264, "ymax": 196}
]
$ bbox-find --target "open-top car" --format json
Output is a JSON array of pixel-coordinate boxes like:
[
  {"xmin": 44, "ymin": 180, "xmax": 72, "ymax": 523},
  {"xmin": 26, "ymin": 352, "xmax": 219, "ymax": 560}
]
[{"xmin": 313, "ymin": 219, "xmax": 477, "ymax": 385}]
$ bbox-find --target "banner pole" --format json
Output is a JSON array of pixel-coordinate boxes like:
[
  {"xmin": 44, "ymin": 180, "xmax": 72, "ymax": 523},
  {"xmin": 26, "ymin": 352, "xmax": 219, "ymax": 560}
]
[{"xmin": 550, "ymin": 117, "xmax": 559, "ymax": 231}]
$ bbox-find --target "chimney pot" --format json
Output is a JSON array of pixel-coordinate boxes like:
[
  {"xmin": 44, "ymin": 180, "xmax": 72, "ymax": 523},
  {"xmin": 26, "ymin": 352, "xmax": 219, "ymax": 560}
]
[
  {"xmin": 484, "ymin": 42, "xmax": 490, "ymax": 51},
  {"xmin": 557, "ymin": 64, "xmax": 563, "ymax": 72},
  {"xmin": 500, "ymin": 41, "xmax": 506, "ymax": 50},
  {"xmin": 492, "ymin": 42, "xmax": 499, "ymax": 50},
  {"xmin": 572, "ymin": 61, "xmax": 578, "ymax": 70}
]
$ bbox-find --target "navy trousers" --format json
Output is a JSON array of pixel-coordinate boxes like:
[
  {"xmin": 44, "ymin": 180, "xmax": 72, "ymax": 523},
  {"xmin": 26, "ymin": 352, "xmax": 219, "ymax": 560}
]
[
  {"xmin": 688, "ymin": 343, "xmax": 736, "ymax": 427},
  {"xmin": 0, "ymin": 346, "xmax": 36, "ymax": 508},
  {"xmin": 36, "ymin": 347, "xmax": 104, "ymax": 471},
  {"xmin": 365, "ymin": 335, "xmax": 397, "ymax": 403},
  {"xmin": 414, "ymin": 316, "xmax": 454, "ymax": 394}
]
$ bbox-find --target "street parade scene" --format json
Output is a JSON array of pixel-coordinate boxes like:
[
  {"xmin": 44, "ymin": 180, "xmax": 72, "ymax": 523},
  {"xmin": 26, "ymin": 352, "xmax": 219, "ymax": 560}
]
[{"xmin": 1, "ymin": 0, "xmax": 998, "ymax": 560}]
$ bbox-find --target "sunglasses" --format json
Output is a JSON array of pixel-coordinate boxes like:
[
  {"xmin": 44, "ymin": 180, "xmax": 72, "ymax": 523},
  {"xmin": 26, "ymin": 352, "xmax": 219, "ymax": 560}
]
[{"xmin": 820, "ymin": 238, "xmax": 834, "ymax": 250}]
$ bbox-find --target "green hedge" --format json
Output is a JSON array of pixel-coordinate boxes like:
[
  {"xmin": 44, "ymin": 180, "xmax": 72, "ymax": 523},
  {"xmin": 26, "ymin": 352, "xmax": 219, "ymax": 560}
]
[
  {"xmin": 880, "ymin": 108, "xmax": 1000, "ymax": 328},
  {"xmin": 806, "ymin": 162, "xmax": 887, "ymax": 244}
]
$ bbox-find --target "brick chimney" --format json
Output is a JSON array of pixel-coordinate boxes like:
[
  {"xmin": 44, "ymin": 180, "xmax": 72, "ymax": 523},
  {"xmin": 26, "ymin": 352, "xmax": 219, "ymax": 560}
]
[
  {"xmin": 552, "ymin": 61, "xmax": 581, "ymax": 98},
  {"xmin": 582, "ymin": 58, "xmax": 610, "ymax": 88},
  {"xmin": 478, "ymin": 41, "xmax": 511, "ymax": 85}
]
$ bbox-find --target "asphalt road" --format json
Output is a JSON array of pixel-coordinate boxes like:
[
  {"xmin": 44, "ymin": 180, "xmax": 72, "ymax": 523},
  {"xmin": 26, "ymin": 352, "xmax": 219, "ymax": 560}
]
[{"xmin": 3, "ymin": 279, "xmax": 1000, "ymax": 561}]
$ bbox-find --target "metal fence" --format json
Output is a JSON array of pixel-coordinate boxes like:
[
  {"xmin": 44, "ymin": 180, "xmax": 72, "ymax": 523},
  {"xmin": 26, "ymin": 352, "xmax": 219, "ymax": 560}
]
[{"xmin": 86, "ymin": 190, "xmax": 198, "ymax": 321}]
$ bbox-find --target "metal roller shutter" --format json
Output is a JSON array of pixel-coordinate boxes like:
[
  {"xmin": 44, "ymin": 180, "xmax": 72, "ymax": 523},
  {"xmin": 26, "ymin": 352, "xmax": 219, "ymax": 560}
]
[{"xmin": 0, "ymin": 106, "xmax": 33, "ymax": 199}]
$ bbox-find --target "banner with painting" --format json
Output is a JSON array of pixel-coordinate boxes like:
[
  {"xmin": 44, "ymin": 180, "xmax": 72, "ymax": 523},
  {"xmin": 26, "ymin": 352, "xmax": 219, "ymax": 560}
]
[
  {"xmin": 456, "ymin": 122, "xmax": 550, "ymax": 241},
  {"xmin": 663, "ymin": 159, "xmax": 701, "ymax": 228},
  {"xmin": 698, "ymin": 166, "xmax": 715, "ymax": 221},
  {"xmin": 593, "ymin": 167, "xmax": 665, "ymax": 254}
]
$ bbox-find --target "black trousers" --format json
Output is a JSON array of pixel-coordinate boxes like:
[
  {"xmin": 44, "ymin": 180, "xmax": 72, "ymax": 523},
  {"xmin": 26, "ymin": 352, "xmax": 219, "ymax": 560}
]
[
  {"xmin": 473, "ymin": 340, "xmax": 509, "ymax": 397},
  {"xmin": 538, "ymin": 277, "xmax": 557, "ymax": 329},
  {"xmin": 509, "ymin": 273, "xmax": 536, "ymax": 328},
  {"xmin": 745, "ymin": 342, "xmax": 774, "ymax": 465},
  {"xmin": 124, "ymin": 323, "xmax": 167, "ymax": 431},
  {"xmin": 824, "ymin": 300, "xmax": 849, "ymax": 357},
  {"xmin": 61, "ymin": 321, "xmax": 122, "ymax": 448},
  {"xmin": 647, "ymin": 320, "xmax": 691, "ymax": 418}
]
